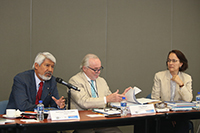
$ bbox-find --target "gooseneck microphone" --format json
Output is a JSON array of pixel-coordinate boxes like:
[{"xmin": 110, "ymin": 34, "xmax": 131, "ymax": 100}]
[{"xmin": 56, "ymin": 77, "xmax": 80, "ymax": 91}]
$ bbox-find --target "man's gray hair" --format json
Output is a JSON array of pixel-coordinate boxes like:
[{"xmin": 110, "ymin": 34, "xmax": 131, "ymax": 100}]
[
  {"xmin": 32, "ymin": 52, "xmax": 56, "ymax": 69},
  {"xmin": 80, "ymin": 54, "xmax": 99, "ymax": 70}
]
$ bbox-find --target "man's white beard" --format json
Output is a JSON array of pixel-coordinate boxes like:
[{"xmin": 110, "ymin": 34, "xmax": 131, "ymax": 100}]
[{"xmin": 39, "ymin": 73, "xmax": 52, "ymax": 81}]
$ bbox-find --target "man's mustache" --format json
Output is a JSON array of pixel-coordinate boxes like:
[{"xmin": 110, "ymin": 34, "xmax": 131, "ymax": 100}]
[{"xmin": 45, "ymin": 71, "xmax": 52, "ymax": 76}]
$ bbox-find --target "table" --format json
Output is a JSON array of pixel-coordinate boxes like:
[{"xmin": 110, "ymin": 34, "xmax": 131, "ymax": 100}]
[
  {"xmin": 16, "ymin": 110, "xmax": 164, "ymax": 133},
  {"xmin": 165, "ymin": 110, "xmax": 200, "ymax": 120},
  {"xmin": 0, "ymin": 110, "xmax": 163, "ymax": 133},
  {"xmin": 0, "ymin": 123, "xmax": 16, "ymax": 133},
  {"xmin": 1, "ymin": 110, "xmax": 200, "ymax": 133}
]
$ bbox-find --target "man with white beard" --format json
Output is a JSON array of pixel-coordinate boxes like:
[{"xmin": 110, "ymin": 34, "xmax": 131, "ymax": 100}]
[{"xmin": 7, "ymin": 52, "xmax": 65, "ymax": 111}]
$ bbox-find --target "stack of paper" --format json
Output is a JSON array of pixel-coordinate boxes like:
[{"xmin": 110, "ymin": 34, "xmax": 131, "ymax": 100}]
[
  {"xmin": 165, "ymin": 101, "xmax": 196, "ymax": 111},
  {"xmin": 125, "ymin": 86, "xmax": 158, "ymax": 104},
  {"xmin": 111, "ymin": 86, "xmax": 159, "ymax": 108}
]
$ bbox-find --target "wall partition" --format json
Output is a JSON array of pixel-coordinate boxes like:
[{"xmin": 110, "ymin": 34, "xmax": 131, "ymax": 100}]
[{"xmin": 0, "ymin": 0, "xmax": 200, "ymax": 104}]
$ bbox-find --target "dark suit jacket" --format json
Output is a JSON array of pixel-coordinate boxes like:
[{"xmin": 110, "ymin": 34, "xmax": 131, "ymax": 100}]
[{"xmin": 7, "ymin": 70, "xmax": 59, "ymax": 111}]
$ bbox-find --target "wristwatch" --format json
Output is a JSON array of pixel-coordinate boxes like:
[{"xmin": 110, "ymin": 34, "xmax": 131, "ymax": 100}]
[{"xmin": 179, "ymin": 84, "xmax": 184, "ymax": 88}]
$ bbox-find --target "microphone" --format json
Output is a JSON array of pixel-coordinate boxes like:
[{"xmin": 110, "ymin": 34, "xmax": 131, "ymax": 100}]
[{"xmin": 56, "ymin": 77, "xmax": 80, "ymax": 91}]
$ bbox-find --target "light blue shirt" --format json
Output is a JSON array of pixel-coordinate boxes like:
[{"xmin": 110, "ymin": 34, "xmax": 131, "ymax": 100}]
[
  {"xmin": 83, "ymin": 73, "xmax": 97, "ymax": 95},
  {"xmin": 170, "ymin": 74, "xmax": 176, "ymax": 101},
  {"xmin": 83, "ymin": 72, "xmax": 107, "ymax": 104}
]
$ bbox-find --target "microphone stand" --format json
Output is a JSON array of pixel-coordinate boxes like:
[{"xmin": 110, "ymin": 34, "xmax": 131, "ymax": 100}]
[
  {"xmin": 68, "ymin": 88, "xmax": 71, "ymax": 110},
  {"xmin": 56, "ymin": 77, "xmax": 80, "ymax": 109},
  {"xmin": 67, "ymin": 86, "xmax": 80, "ymax": 109}
]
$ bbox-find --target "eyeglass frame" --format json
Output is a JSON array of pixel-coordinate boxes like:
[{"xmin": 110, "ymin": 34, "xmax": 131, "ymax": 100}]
[
  {"xmin": 167, "ymin": 59, "xmax": 179, "ymax": 63},
  {"xmin": 104, "ymin": 108, "xmax": 119, "ymax": 112},
  {"xmin": 87, "ymin": 66, "xmax": 104, "ymax": 73}
]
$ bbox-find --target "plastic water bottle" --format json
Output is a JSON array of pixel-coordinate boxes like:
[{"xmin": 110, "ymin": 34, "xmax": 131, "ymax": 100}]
[
  {"xmin": 37, "ymin": 100, "xmax": 44, "ymax": 121},
  {"xmin": 121, "ymin": 97, "xmax": 127, "ymax": 116},
  {"xmin": 196, "ymin": 92, "xmax": 200, "ymax": 109}
]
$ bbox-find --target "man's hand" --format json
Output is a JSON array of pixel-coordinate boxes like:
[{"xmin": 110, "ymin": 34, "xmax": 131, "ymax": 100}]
[
  {"xmin": 106, "ymin": 90, "xmax": 125, "ymax": 103},
  {"xmin": 122, "ymin": 87, "xmax": 132, "ymax": 95},
  {"xmin": 52, "ymin": 96, "xmax": 66, "ymax": 109}
]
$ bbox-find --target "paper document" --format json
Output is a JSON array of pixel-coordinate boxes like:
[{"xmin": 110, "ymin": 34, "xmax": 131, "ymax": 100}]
[
  {"xmin": 0, "ymin": 118, "xmax": 15, "ymax": 124},
  {"xmin": 87, "ymin": 114, "xmax": 104, "ymax": 117},
  {"xmin": 125, "ymin": 86, "xmax": 158, "ymax": 104},
  {"xmin": 20, "ymin": 119, "xmax": 39, "ymax": 122},
  {"xmin": 125, "ymin": 86, "xmax": 141, "ymax": 103},
  {"xmin": 155, "ymin": 107, "xmax": 170, "ymax": 112},
  {"xmin": 136, "ymin": 98, "xmax": 158, "ymax": 104}
]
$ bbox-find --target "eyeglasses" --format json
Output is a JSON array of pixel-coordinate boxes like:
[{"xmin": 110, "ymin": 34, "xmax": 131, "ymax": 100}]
[
  {"xmin": 167, "ymin": 59, "xmax": 179, "ymax": 63},
  {"xmin": 104, "ymin": 108, "xmax": 119, "ymax": 112},
  {"xmin": 87, "ymin": 66, "xmax": 104, "ymax": 73}
]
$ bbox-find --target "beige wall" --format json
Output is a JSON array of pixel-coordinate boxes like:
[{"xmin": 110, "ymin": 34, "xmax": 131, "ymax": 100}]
[{"xmin": 1, "ymin": 0, "xmax": 200, "ymax": 100}]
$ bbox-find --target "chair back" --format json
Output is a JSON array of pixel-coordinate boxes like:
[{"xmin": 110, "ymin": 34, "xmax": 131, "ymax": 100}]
[
  {"xmin": 0, "ymin": 100, "xmax": 8, "ymax": 114},
  {"xmin": 146, "ymin": 94, "xmax": 151, "ymax": 99}
]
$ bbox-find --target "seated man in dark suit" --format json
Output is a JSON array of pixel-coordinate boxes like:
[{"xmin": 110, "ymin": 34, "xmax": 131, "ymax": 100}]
[{"xmin": 7, "ymin": 52, "xmax": 65, "ymax": 111}]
